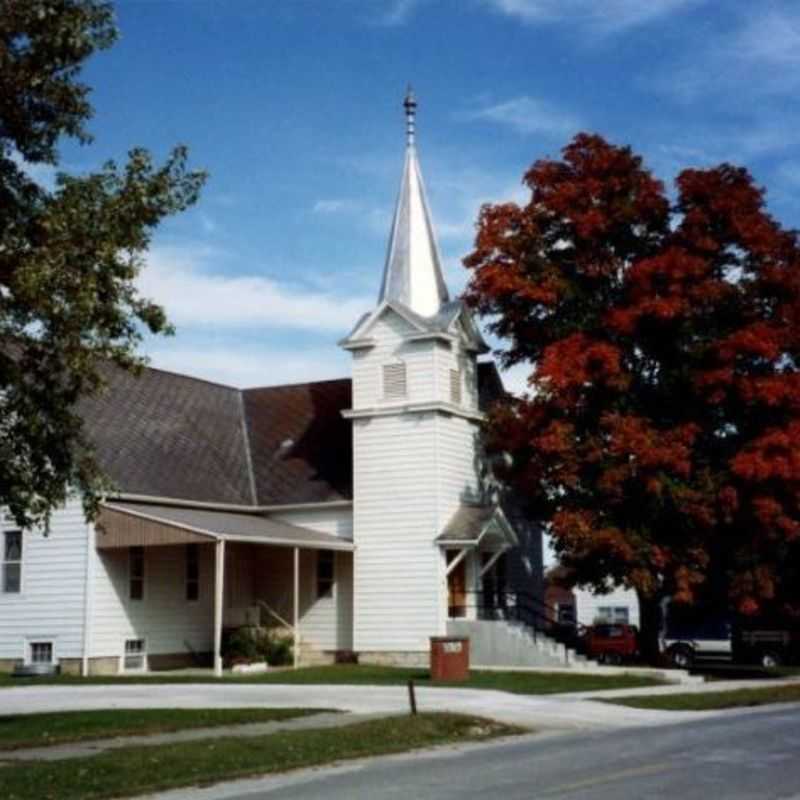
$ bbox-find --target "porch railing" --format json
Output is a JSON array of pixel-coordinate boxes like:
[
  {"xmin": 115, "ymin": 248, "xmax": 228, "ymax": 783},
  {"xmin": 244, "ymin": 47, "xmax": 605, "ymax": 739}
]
[{"xmin": 452, "ymin": 590, "xmax": 588, "ymax": 654}]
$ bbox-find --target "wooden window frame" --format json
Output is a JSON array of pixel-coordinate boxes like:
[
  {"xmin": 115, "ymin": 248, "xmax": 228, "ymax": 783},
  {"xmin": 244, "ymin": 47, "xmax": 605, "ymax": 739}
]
[
  {"xmin": 185, "ymin": 543, "xmax": 200, "ymax": 602},
  {"xmin": 129, "ymin": 546, "xmax": 145, "ymax": 602},
  {"xmin": 2, "ymin": 529, "xmax": 22, "ymax": 594},
  {"xmin": 122, "ymin": 638, "xmax": 147, "ymax": 673},
  {"xmin": 29, "ymin": 640, "xmax": 54, "ymax": 665},
  {"xmin": 316, "ymin": 550, "xmax": 335, "ymax": 600}
]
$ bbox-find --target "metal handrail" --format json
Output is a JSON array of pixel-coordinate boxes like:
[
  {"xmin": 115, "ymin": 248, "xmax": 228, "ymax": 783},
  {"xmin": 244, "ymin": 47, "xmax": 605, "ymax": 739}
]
[{"xmin": 454, "ymin": 589, "xmax": 588, "ymax": 657}]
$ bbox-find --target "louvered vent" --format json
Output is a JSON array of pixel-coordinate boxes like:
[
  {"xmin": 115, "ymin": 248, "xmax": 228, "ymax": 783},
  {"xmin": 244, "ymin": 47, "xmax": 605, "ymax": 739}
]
[
  {"xmin": 450, "ymin": 369, "xmax": 462, "ymax": 405},
  {"xmin": 383, "ymin": 362, "xmax": 407, "ymax": 400}
]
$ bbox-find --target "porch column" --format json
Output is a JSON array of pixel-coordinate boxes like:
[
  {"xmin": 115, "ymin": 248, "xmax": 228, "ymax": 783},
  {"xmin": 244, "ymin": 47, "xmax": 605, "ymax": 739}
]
[
  {"xmin": 293, "ymin": 547, "xmax": 299, "ymax": 669},
  {"xmin": 213, "ymin": 538, "xmax": 226, "ymax": 677}
]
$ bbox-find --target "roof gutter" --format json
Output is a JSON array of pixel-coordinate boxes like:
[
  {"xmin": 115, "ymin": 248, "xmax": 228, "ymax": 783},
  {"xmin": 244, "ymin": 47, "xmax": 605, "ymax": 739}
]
[{"xmin": 105, "ymin": 493, "xmax": 353, "ymax": 514}]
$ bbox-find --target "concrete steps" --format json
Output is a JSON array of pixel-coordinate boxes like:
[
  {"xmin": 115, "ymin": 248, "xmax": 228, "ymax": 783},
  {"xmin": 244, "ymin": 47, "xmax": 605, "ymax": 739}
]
[{"xmin": 447, "ymin": 619, "xmax": 588, "ymax": 669}]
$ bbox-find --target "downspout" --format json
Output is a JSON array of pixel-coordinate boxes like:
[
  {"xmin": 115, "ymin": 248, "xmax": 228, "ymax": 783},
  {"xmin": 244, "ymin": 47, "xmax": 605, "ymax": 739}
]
[{"xmin": 81, "ymin": 521, "xmax": 95, "ymax": 676}]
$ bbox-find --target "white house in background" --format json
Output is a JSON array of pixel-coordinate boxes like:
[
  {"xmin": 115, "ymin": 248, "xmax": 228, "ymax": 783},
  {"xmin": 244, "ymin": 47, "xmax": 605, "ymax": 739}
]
[
  {"xmin": 0, "ymin": 92, "xmax": 544, "ymax": 676},
  {"xmin": 573, "ymin": 586, "xmax": 640, "ymax": 629},
  {"xmin": 543, "ymin": 540, "xmax": 640, "ymax": 630}
]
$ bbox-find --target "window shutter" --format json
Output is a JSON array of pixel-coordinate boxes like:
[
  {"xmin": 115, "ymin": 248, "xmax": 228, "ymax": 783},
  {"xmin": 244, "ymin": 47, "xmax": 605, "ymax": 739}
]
[
  {"xmin": 450, "ymin": 369, "xmax": 462, "ymax": 405},
  {"xmin": 383, "ymin": 362, "xmax": 407, "ymax": 400}
]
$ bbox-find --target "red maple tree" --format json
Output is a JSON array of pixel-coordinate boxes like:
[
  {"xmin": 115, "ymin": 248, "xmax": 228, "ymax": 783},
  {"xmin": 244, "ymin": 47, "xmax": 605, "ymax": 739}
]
[{"xmin": 465, "ymin": 134, "xmax": 800, "ymax": 656}]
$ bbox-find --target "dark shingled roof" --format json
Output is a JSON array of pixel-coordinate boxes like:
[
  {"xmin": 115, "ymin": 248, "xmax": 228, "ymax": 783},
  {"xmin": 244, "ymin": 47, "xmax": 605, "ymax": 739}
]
[
  {"xmin": 243, "ymin": 380, "xmax": 353, "ymax": 506},
  {"xmin": 78, "ymin": 365, "xmax": 253, "ymax": 506},
  {"xmin": 78, "ymin": 359, "xmax": 503, "ymax": 507},
  {"xmin": 437, "ymin": 504, "xmax": 495, "ymax": 543}
]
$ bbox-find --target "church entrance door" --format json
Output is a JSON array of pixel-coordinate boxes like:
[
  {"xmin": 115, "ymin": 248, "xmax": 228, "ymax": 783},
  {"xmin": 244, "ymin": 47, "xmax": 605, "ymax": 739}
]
[{"xmin": 447, "ymin": 550, "xmax": 467, "ymax": 618}]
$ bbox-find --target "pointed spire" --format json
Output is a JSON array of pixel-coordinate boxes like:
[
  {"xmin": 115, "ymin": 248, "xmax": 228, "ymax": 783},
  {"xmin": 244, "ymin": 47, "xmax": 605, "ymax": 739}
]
[{"xmin": 378, "ymin": 89, "xmax": 449, "ymax": 318}]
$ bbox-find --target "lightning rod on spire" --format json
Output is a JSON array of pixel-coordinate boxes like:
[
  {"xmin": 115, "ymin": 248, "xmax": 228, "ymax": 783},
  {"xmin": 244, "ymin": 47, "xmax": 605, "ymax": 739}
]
[{"xmin": 404, "ymin": 86, "xmax": 417, "ymax": 147}]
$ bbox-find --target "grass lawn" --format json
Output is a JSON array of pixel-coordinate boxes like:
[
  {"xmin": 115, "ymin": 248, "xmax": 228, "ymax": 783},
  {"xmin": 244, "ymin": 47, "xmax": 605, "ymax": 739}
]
[
  {"xmin": 0, "ymin": 664, "xmax": 665, "ymax": 695},
  {"xmin": 0, "ymin": 708, "xmax": 325, "ymax": 751},
  {"xmin": 604, "ymin": 683, "xmax": 800, "ymax": 711},
  {"xmin": 0, "ymin": 713, "xmax": 521, "ymax": 800}
]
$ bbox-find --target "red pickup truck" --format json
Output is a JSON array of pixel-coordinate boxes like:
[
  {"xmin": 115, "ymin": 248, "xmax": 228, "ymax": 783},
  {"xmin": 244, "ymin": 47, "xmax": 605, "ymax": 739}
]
[{"xmin": 584, "ymin": 624, "xmax": 639, "ymax": 665}]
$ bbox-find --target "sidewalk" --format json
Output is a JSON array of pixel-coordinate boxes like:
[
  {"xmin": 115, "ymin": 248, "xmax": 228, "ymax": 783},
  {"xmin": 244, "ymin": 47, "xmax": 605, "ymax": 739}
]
[
  {"xmin": 0, "ymin": 682, "xmax": 713, "ymax": 733},
  {"xmin": 0, "ymin": 711, "xmax": 379, "ymax": 763}
]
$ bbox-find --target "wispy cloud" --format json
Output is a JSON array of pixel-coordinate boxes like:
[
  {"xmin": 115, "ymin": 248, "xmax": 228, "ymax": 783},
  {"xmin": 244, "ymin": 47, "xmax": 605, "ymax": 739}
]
[
  {"xmin": 137, "ymin": 244, "xmax": 371, "ymax": 334},
  {"xmin": 481, "ymin": 0, "xmax": 699, "ymax": 33},
  {"xmin": 312, "ymin": 199, "xmax": 358, "ymax": 214},
  {"xmin": 459, "ymin": 96, "xmax": 583, "ymax": 137},
  {"xmin": 144, "ymin": 341, "xmax": 351, "ymax": 389},
  {"xmin": 652, "ymin": 6, "xmax": 800, "ymax": 103},
  {"xmin": 366, "ymin": 0, "xmax": 422, "ymax": 26}
]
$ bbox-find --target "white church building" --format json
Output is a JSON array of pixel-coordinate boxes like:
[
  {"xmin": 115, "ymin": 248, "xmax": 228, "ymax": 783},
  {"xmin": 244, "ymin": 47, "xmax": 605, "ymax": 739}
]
[{"xmin": 0, "ymin": 93, "xmax": 546, "ymax": 676}]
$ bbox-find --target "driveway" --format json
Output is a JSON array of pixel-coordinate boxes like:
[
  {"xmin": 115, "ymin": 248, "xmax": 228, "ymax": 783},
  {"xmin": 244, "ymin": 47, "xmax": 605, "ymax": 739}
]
[{"xmin": 0, "ymin": 682, "xmax": 711, "ymax": 730}]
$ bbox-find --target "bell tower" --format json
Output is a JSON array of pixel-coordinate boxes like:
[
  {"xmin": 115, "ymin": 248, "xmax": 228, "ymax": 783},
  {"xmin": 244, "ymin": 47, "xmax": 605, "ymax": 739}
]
[{"xmin": 340, "ymin": 90, "xmax": 490, "ymax": 662}]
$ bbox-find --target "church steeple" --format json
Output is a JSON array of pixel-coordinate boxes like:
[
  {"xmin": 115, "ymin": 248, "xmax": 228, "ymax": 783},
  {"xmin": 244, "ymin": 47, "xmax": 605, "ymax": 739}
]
[{"xmin": 378, "ymin": 88, "xmax": 449, "ymax": 318}]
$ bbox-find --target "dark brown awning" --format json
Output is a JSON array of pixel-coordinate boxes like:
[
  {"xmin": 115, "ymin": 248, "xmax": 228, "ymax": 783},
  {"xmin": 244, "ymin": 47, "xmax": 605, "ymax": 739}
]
[{"xmin": 96, "ymin": 502, "xmax": 354, "ymax": 551}]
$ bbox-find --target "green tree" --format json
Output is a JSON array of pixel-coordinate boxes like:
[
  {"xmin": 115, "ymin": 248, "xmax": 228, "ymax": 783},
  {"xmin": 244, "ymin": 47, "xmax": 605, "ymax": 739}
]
[
  {"xmin": 0, "ymin": 0, "xmax": 206, "ymax": 527},
  {"xmin": 465, "ymin": 135, "xmax": 800, "ymax": 659}
]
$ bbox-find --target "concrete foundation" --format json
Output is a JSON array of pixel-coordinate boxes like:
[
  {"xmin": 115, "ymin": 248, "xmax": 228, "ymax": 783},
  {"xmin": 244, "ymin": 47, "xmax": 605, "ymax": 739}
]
[
  {"xmin": 149, "ymin": 652, "xmax": 212, "ymax": 671},
  {"xmin": 358, "ymin": 651, "xmax": 428, "ymax": 668},
  {"xmin": 87, "ymin": 657, "xmax": 120, "ymax": 676}
]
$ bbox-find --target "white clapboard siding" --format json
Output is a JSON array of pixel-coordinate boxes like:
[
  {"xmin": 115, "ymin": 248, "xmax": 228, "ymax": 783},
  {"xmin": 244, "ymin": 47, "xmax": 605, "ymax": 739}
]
[
  {"xmin": 349, "ymin": 304, "xmax": 487, "ymax": 653},
  {"xmin": 271, "ymin": 506, "xmax": 353, "ymax": 540},
  {"xmin": 435, "ymin": 336, "xmax": 479, "ymax": 411},
  {"xmin": 252, "ymin": 546, "xmax": 353, "ymax": 650},
  {"xmin": 352, "ymin": 413, "xmax": 442, "ymax": 651},
  {"xmin": 0, "ymin": 499, "xmax": 89, "ymax": 663},
  {"xmin": 352, "ymin": 311, "xmax": 436, "ymax": 409},
  {"xmin": 435, "ymin": 414, "xmax": 482, "ymax": 529},
  {"xmin": 90, "ymin": 542, "xmax": 216, "ymax": 659}
]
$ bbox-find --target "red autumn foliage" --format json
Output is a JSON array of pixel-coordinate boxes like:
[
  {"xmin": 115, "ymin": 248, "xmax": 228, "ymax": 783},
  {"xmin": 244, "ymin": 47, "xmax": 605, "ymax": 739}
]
[{"xmin": 465, "ymin": 134, "xmax": 800, "ymax": 641}]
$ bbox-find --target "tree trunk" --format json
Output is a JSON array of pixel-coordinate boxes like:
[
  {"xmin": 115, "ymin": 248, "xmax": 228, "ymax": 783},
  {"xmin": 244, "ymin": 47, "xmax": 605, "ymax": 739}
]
[{"xmin": 637, "ymin": 591, "xmax": 665, "ymax": 665}]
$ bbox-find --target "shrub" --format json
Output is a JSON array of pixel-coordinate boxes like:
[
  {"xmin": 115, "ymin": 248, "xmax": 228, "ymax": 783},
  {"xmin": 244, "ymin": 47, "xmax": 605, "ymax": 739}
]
[{"xmin": 221, "ymin": 626, "xmax": 293, "ymax": 667}]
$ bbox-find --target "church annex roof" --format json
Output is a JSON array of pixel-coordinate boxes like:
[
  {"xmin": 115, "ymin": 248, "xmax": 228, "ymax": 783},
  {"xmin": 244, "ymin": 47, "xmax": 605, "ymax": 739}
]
[{"xmin": 78, "ymin": 361, "xmax": 503, "ymax": 508}]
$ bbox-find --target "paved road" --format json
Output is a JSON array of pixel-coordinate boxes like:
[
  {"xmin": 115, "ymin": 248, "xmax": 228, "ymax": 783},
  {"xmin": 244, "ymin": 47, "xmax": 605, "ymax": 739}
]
[{"xmin": 153, "ymin": 705, "xmax": 800, "ymax": 800}]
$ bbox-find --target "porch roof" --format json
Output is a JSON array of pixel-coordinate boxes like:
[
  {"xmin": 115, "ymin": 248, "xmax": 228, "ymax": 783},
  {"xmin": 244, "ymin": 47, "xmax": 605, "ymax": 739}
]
[
  {"xmin": 97, "ymin": 502, "xmax": 355, "ymax": 551},
  {"xmin": 436, "ymin": 503, "xmax": 518, "ymax": 548}
]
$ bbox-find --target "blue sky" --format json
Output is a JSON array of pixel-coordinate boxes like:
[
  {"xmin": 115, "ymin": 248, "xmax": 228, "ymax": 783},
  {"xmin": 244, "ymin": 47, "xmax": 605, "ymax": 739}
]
[{"xmin": 53, "ymin": 0, "xmax": 800, "ymax": 391}]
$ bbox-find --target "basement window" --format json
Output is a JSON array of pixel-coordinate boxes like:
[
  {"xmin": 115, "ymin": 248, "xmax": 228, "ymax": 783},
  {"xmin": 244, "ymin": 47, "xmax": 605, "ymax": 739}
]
[
  {"xmin": 29, "ymin": 641, "xmax": 53, "ymax": 664},
  {"xmin": 383, "ymin": 362, "xmax": 407, "ymax": 400},
  {"xmin": 123, "ymin": 639, "xmax": 146, "ymax": 672}
]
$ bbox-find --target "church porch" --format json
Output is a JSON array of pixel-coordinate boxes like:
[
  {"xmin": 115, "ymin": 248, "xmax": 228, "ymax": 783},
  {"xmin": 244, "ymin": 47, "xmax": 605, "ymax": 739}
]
[{"xmin": 90, "ymin": 502, "xmax": 354, "ymax": 676}]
